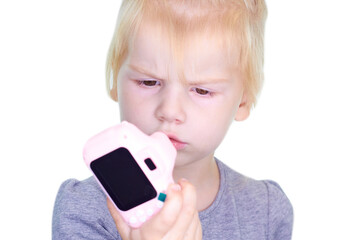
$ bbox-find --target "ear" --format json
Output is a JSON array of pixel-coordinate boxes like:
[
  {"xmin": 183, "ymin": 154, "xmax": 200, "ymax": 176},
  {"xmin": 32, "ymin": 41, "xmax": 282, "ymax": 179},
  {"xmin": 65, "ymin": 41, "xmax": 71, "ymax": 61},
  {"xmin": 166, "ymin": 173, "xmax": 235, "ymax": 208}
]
[
  {"xmin": 234, "ymin": 92, "xmax": 250, "ymax": 121},
  {"xmin": 110, "ymin": 86, "xmax": 118, "ymax": 102},
  {"xmin": 109, "ymin": 72, "xmax": 118, "ymax": 102}
]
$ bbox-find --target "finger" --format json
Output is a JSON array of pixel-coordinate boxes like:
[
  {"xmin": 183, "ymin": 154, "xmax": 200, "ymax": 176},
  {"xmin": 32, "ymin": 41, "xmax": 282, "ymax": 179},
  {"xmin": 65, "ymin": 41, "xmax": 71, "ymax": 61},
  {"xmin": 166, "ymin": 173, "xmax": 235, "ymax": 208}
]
[
  {"xmin": 184, "ymin": 211, "xmax": 202, "ymax": 240},
  {"xmin": 141, "ymin": 183, "xmax": 183, "ymax": 238},
  {"xmin": 195, "ymin": 219, "xmax": 202, "ymax": 240},
  {"xmin": 166, "ymin": 179, "xmax": 198, "ymax": 239},
  {"xmin": 106, "ymin": 197, "xmax": 131, "ymax": 240}
]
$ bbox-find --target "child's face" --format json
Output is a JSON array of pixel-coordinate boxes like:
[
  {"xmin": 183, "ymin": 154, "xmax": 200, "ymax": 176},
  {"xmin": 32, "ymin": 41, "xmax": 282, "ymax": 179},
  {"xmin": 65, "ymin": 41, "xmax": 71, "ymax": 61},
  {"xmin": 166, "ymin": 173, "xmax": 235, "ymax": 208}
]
[{"xmin": 116, "ymin": 22, "xmax": 249, "ymax": 167}]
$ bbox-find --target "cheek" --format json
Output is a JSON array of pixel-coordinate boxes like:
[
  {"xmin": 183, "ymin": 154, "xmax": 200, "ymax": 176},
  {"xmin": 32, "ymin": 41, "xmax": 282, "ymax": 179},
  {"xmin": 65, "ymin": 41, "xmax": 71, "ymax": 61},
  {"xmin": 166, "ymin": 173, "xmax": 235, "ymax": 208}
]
[
  {"xmin": 197, "ymin": 96, "xmax": 239, "ymax": 127},
  {"xmin": 120, "ymin": 93, "xmax": 149, "ymax": 119},
  {"xmin": 191, "ymin": 106, "xmax": 234, "ymax": 152},
  {"xmin": 119, "ymin": 87, "xmax": 158, "ymax": 134},
  {"xmin": 119, "ymin": 83, "xmax": 144, "ymax": 121}
]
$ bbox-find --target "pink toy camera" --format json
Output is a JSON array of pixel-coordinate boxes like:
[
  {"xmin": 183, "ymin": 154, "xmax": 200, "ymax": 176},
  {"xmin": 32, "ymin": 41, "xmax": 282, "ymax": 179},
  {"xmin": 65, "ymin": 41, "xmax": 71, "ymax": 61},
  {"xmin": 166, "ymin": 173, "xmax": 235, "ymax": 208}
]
[{"xmin": 83, "ymin": 121, "xmax": 176, "ymax": 228}]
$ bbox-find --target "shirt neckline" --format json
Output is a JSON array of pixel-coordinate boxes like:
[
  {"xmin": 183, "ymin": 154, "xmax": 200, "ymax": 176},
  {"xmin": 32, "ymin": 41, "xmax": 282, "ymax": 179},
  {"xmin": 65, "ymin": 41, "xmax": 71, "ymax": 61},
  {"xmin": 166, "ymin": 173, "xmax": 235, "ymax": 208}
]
[{"xmin": 198, "ymin": 158, "xmax": 226, "ymax": 220}]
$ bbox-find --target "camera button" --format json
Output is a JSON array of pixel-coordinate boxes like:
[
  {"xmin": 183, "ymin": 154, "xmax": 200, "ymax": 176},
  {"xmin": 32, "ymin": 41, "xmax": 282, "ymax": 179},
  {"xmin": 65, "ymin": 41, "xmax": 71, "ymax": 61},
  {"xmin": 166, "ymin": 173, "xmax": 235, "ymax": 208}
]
[
  {"xmin": 158, "ymin": 192, "xmax": 167, "ymax": 202},
  {"xmin": 146, "ymin": 208, "xmax": 154, "ymax": 216},
  {"xmin": 130, "ymin": 216, "xmax": 137, "ymax": 224},
  {"xmin": 140, "ymin": 216, "xmax": 147, "ymax": 222},
  {"xmin": 136, "ymin": 209, "xmax": 145, "ymax": 217},
  {"xmin": 156, "ymin": 201, "xmax": 164, "ymax": 208}
]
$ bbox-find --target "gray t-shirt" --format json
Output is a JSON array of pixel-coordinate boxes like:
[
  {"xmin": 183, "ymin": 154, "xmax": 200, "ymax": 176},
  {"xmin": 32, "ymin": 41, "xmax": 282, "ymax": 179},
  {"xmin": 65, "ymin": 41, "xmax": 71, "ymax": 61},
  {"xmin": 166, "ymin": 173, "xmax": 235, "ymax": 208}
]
[{"xmin": 52, "ymin": 159, "xmax": 293, "ymax": 239}]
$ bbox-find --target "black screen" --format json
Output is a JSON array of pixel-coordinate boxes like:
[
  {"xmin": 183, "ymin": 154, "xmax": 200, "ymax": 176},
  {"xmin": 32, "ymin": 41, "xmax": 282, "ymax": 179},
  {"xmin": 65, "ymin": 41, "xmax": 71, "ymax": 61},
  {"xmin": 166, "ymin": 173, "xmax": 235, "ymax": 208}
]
[{"xmin": 90, "ymin": 147, "xmax": 157, "ymax": 211}]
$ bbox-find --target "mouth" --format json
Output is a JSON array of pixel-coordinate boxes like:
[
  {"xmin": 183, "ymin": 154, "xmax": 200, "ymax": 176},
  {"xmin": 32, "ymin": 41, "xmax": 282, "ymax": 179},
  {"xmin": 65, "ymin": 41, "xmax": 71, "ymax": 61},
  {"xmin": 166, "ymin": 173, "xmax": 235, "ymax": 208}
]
[{"xmin": 166, "ymin": 135, "xmax": 187, "ymax": 150}]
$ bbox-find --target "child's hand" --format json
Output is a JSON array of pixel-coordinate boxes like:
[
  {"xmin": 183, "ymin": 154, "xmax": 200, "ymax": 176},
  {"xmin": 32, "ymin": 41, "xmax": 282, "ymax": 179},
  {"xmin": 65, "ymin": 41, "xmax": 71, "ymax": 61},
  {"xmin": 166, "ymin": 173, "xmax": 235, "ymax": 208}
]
[{"xmin": 107, "ymin": 179, "xmax": 202, "ymax": 240}]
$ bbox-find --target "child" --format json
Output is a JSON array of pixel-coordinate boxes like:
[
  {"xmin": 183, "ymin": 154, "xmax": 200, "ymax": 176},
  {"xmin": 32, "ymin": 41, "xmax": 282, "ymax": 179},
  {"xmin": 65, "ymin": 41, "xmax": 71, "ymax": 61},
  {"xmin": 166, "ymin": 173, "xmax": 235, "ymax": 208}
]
[{"xmin": 52, "ymin": 0, "xmax": 293, "ymax": 239}]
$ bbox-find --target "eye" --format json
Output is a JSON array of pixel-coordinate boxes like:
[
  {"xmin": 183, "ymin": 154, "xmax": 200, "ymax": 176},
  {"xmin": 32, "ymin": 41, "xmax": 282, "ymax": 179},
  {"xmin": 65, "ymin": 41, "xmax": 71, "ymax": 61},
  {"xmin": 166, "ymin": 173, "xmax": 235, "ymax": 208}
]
[
  {"xmin": 137, "ymin": 80, "xmax": 161, "ymax": 87},
  {"xmin": 195, "ymin": 88, "xmax": 210, "ymax": 95},
  {"xmin": 191, "ymin": 87, "xmax": 213, "ymax": 96}
]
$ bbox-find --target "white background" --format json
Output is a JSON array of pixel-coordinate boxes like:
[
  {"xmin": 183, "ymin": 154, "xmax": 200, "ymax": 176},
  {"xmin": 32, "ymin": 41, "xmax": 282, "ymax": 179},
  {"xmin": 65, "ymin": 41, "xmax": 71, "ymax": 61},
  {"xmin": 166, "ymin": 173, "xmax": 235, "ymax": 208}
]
[{"xmin": 0, "ymin": 1, "xmax": 359, "ymax": 239}]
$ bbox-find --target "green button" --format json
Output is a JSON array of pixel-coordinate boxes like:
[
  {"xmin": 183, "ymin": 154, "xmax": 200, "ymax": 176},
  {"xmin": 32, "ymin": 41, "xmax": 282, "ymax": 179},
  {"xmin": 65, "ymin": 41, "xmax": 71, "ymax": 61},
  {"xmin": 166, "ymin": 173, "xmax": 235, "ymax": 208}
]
[{"xmin": 158, "ymin": 193, "xmax": 166, "ymax": 202}]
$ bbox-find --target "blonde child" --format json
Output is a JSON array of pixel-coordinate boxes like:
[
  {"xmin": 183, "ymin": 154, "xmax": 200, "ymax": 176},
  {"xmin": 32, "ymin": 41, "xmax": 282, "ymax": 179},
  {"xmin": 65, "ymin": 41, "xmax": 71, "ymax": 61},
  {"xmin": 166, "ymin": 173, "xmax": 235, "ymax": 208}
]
[{"xmin": 53, "ymin": 0, "xmax": 293, "ymax": 239}]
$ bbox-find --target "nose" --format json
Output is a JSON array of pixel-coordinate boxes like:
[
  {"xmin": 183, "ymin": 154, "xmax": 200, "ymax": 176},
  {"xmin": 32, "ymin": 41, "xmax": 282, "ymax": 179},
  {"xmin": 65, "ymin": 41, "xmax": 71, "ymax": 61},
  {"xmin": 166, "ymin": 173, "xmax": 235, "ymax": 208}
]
[{"xmin": 155, "ymin": 87, "xmax": 186, "ymax": 124}]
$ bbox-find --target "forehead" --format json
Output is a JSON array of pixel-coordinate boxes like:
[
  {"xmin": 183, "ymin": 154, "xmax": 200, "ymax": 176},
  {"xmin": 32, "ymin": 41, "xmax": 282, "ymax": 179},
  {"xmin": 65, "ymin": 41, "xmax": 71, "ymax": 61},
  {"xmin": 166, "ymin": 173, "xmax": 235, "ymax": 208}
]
[{"xmin": 128, "ymin": 20, "xmax": 239, "ymax": 81}]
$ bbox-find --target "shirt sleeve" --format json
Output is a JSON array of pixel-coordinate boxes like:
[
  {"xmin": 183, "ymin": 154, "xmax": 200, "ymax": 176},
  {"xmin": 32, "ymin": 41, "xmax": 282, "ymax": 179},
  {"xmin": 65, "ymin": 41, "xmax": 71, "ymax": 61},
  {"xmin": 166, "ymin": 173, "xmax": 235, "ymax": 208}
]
[
  {"xmin": 264, "ymin": 180, "xmax": 294, "ymax": 240},
  {"xmin": 52, "ymin": 178, "xmax": 121, "ymax": 240}
]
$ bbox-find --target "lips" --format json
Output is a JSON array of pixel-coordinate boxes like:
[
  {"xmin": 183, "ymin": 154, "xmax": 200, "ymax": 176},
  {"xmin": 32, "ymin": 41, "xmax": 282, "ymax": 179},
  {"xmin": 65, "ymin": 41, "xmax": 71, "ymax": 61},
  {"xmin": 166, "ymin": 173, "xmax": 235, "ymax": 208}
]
[{"xmin": 164, "ymin": 134, "xmax": 187, "ymax": 150}]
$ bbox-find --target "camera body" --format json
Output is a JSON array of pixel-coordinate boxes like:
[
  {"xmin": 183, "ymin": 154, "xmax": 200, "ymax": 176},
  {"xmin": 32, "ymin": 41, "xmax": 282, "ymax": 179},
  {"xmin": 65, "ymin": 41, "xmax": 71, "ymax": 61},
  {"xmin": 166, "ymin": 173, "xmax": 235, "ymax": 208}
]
[{"xmin": 83, "ymin": 121, "xmax": 176, "ymax": 228}]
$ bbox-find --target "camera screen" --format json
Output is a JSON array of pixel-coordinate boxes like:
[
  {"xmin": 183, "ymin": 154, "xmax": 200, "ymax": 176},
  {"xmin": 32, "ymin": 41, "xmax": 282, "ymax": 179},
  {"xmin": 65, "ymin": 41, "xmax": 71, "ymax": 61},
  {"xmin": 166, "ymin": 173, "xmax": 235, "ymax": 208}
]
[{"xmin": 90, "ymin": 147, "xmax": 157, "ymax": 211}]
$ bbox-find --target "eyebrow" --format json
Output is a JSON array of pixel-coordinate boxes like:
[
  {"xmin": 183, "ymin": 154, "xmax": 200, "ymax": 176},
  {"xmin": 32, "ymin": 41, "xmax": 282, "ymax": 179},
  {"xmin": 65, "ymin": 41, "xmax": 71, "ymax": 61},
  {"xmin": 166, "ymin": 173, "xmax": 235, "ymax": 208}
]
[
  {"xmin": 128, "ymin": 64, "xmax": 228, "ymax": 85},
  {"xmin": 128, "ymin": 64, "xmax": 163, "ymax": 80},
  {"xmin": 187, "ymin": 78, "xmax": 229, "ymax": 85}
]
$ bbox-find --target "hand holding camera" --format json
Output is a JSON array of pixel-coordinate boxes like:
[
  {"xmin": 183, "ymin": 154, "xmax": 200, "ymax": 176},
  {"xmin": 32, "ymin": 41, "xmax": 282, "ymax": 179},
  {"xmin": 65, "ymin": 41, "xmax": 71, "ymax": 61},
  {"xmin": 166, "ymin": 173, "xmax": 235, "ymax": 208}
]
[{"xmin": 83, "ymin": 121, "xmax": 176, "ymax": 228}]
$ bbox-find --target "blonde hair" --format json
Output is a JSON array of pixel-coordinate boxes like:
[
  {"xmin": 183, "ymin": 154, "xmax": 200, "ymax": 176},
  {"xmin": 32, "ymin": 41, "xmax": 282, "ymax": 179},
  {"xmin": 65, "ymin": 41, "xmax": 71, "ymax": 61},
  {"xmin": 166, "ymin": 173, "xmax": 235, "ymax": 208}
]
[{"xmin": 105, "ymin": 0, "xmax": 267, "ymax": 108}]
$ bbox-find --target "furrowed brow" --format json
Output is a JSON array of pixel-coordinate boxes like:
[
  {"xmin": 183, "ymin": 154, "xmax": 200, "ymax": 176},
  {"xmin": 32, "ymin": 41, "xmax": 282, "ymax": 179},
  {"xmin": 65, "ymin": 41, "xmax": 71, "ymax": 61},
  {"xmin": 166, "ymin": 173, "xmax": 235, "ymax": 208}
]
[
  {"xmin": 128, "ymin": 64, "xmax": 229, "ymax": 85},
  {"xmin": 128, "ymin": 64, "xmax": 162, "ymax": 80},
  {"xmin": 188, "ymin": 78, "xmax": 229, "ymax": 86}
]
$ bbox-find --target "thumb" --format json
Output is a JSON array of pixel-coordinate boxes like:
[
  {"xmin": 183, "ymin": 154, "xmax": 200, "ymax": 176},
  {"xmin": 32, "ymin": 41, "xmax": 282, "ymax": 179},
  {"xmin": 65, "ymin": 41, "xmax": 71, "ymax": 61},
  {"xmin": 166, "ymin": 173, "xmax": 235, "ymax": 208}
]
[{"xmin": 107, "ymin": 197, "xmax": 131, "ymax": 240}]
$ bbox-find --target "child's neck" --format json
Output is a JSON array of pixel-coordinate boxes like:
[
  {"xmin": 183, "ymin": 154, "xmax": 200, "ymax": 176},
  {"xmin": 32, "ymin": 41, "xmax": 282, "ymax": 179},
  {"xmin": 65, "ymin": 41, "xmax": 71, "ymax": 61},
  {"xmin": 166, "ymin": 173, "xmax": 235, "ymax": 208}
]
[{"xmin": 173, "ymin": 155, "xmax": 220, "ymax": 211}]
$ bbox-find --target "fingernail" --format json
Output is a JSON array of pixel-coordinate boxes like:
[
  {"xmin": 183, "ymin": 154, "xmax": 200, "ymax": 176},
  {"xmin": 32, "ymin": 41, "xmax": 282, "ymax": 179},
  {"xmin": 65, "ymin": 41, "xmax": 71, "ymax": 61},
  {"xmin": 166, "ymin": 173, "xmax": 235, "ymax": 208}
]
[
  {"xmin": 171, "ymin": 183, "xmax": 181, "ymax": 191},
  {"xmin": 179, "ymin": 178, "xmax": 188, "ymax": 183}
]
